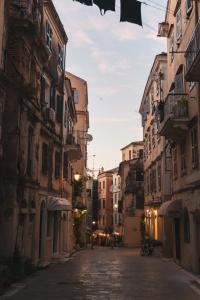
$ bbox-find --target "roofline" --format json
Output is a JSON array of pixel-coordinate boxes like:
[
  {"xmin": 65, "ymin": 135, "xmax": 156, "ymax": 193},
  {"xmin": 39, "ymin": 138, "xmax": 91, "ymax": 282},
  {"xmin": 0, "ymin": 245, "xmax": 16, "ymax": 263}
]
[
  {"xmin": 44, "ymin": 0, "xmax": 68, "ymax": 43},
  {"xmin": 139, "ymin": 52, "xmax": 167, "ymax": 114},
  {"xmin": 120, "ymin": 141, "xmax": 143, "ymax": 151},
  {"xmin": 65, "ymin": 71, "xmax": 87, "ymax": 84}
]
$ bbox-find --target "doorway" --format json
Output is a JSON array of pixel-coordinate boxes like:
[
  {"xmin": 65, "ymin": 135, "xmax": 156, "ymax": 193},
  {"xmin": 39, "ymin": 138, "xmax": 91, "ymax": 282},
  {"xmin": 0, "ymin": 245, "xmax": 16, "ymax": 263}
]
[
  {"xmin": 174, "ymin": 218, "xmax": 181, "ymax": 261},
  {"xmin": 53, "ymin": 212, "xmax": 59, "ymax": 254},
  {"xmin": 39, "ymin": 201, "xmax": 45, "ymax": 259}
]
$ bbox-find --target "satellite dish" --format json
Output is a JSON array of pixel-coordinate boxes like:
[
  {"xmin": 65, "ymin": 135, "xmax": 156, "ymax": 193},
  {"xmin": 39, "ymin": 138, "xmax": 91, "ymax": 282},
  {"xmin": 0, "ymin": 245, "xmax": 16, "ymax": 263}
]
[{"xmin": 86, "ymin": 134, "xmax": 93, "ymax": 142}]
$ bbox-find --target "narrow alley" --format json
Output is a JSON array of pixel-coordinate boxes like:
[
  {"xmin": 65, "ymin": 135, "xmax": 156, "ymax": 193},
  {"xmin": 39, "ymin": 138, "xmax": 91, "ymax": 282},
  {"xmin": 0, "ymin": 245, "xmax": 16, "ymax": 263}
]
[{"xmin": 3, "ymin": 248, "xmax": 200, "ymax": 300}]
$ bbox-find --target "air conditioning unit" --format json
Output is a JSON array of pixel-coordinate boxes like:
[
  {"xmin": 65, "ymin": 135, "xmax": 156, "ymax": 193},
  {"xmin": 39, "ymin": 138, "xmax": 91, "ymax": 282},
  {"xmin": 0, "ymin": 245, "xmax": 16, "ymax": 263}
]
[{"xmin": 45, "ymin": 107, "xmax": 56, "ymax": 123}]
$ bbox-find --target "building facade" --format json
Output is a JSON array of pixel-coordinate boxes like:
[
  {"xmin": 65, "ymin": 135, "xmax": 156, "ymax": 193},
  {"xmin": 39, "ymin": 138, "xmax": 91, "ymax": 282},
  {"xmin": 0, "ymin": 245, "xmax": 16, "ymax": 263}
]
[
  {"xmin": 119, "ymin": 142, "xmax": 144, "ymax": 247},
  {"xmin": 0, "ymin": 0, "xmax": 87, "ymax": 265},
  {"xmin": 139, "ymin": 53, "xmax": 173, "ymax": 256},
  {"xmin": 65, "ymin": 71, "xmax": 90, "ymax": 246},
  {"xmin": 97, "ymin": 169, "xmax": 113, "ymax": 233},
  {"xmin": 112, "ymin": 170, "xmax": 123, "ymax": 235},
  {"xmin": 156, "ymin": 0, "xmax": 200, "ymax": 273}
]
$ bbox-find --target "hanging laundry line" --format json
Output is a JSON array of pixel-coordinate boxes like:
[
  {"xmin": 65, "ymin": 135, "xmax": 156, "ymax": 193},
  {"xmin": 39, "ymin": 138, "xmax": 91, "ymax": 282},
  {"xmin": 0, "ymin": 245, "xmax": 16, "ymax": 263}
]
[{"xmin": 73, "ymin": 0, "xmax": 143, "ymax": 26}]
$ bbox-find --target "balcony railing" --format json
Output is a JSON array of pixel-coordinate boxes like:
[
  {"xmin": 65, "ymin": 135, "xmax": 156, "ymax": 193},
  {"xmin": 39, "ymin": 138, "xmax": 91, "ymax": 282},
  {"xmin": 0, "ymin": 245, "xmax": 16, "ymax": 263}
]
[
  {"xmin": 185, "ymin": 19, "xmax": 200, "ymax": 81},
  {"xmin": 159, "ymin": 93, "xmax": 189, "ymax": 141},
  {"xmin": 64, "ymin": 132, "xmax": 82, "ymax": 161},
  {"xmin": 164, "ymin": 93, "xmax": 188, "ymax": 120}
]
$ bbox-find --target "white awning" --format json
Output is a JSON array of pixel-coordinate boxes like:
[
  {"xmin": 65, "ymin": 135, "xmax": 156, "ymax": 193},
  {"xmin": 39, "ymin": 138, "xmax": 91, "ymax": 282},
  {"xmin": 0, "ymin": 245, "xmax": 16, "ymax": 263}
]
[
  {"xmin": 158, "ymin": 199, "xmax": 182, "ymax": 217},
  {"xmin": 47, "ymin": 197, "xmax": 72, "ymax": 211}
]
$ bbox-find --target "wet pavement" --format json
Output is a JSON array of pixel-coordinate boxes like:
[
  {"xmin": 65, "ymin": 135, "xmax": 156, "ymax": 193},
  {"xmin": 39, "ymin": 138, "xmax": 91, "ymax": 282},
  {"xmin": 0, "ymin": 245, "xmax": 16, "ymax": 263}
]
[{"xmin": 2, "ymin": 247, "xmax": 200, "ymax": 300}]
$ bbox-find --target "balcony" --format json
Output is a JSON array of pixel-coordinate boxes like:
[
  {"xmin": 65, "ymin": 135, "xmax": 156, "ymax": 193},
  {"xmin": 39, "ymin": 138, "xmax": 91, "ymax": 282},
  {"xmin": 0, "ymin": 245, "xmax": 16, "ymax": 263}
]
[
  {"xmin": 64, "ymin": 133, "xmax": 82, "ymax": 161},
  {"xmin": 185, "ymin": 19, "xmax": 200, "ymax": 81},
  {"xmin": 159, "ymin": 94, "xmax": 189, "ymax": 142}
]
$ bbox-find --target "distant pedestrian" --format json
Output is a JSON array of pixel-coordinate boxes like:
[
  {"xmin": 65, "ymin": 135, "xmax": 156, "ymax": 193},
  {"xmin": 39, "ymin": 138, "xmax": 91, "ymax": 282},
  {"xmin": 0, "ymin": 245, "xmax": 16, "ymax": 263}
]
[{"xmin": 110, "ymin": 234, "xmax": 115, "ymax": 249}]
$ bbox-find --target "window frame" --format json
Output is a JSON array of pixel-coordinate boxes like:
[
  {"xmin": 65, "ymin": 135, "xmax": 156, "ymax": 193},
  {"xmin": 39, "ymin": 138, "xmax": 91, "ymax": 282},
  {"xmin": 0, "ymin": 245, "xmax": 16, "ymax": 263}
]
[
  {"xmin": 46, "ymin": 21, "xmax": 52, "ymax": 51},
  {"xmin": 176, "ymin": 8, "xmax": 182, "ymax": 44},
  {"xmin": 191, "ymin": 126, "xmax": 198, "ymax": 169},
  {"xmin": 41, "ymin": 142, "xmax": 49, "ymax": 176}
]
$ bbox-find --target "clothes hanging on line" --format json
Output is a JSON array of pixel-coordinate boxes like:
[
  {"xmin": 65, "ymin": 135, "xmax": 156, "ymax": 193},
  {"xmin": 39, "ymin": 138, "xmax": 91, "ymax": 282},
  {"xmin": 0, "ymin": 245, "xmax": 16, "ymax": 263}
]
[
  {"xmin": 73, "ymin": 0, "xmax": 93, "ymax": 6},
  {"xmin": 120, "ymin": 0, "xmax": 142, "ymax": 26},
  {"xmin": 93, "ymin": 0, "xmax": 116, "ymax": 15}
]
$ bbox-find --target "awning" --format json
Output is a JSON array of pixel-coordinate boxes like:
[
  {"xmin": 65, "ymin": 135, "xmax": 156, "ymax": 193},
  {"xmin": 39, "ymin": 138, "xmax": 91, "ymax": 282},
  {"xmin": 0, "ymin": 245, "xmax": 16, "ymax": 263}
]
[
  {"xmin": 47, "ymin": 197, "xmax": 72, "ymax": 211},
  {"xmin": 158, "ymin": 199, "xmax": 182, "ymax": 217}
]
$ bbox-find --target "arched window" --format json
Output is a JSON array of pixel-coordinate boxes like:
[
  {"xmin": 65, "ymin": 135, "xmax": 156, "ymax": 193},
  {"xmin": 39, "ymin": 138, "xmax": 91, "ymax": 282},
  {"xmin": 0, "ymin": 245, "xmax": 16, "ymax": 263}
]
[{"xmin": 184, "ymin": 208, "xmax": 190, "ymax": 243}]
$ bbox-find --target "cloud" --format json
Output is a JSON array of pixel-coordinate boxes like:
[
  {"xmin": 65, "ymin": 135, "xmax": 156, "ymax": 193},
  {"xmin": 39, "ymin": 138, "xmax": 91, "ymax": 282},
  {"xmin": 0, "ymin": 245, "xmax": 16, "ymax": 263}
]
[
  {"xmin": 90, "ymin": 117, "xmax": 134, "ymax": 123},
  {"xmin": 73, "ymin": 29, "xmax": 94, "ymax": 46},
  {"xmin": 90, "ymin": 47, "xmax": 131, "ymax": 74}
]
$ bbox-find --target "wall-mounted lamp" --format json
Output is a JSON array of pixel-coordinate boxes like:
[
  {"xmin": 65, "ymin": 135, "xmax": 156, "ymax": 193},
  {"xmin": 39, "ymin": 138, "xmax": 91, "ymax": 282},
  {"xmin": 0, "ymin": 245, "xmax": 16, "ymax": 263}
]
[{"xmin": 74, "ymin": 172, "xmax": 81, "ymax": 181}]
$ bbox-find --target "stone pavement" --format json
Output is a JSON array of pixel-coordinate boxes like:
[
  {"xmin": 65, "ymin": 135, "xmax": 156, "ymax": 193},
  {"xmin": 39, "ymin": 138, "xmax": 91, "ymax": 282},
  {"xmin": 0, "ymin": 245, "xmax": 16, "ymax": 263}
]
[{"xmin": 1, "ymin": 247, "xmax": 200, "ymax": 300}]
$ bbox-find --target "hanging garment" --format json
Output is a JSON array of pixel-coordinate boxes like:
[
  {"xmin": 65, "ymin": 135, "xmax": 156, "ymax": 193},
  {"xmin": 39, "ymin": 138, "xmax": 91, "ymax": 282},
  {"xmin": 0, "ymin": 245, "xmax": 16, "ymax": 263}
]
[
  {"xmin": 73, "ymin": 0, "xmax": 93, "ymax": 6},
  {"xmin": 120, "ymin": 0, "xmax": 143, "ymax": 26},
  {"xmin": 93, "ymin": 0, "xmax": 115, "ymax": 15}
]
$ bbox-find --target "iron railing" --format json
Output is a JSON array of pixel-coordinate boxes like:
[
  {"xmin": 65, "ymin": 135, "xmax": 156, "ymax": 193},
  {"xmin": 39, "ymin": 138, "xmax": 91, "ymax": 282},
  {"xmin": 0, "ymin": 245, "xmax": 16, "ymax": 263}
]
[{"xmin": 185, "ymin": 19, "xmax": 200, "ymax": 74}]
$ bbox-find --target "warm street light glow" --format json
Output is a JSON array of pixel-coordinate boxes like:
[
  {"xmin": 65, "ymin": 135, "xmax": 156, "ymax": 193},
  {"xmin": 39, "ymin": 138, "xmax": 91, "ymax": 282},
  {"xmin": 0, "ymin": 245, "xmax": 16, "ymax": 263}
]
[
  {"xmin": 74, "ymin": 172, "xmax": 81, "ymax": 181},
  {"xmin": 92, "ymin": 221, "xmax": 96, "ymax": 225},
  {"xmin": 114, "ymin": 204, "xmax": 118, "ymax": 209}
]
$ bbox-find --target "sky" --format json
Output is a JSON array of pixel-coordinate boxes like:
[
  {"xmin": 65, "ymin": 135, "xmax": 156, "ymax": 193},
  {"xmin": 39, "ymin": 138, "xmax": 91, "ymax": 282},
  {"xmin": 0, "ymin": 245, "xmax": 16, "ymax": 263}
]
[{"xmin": 53, "ymin": 0, "xmax": 167, "ymax": 176}]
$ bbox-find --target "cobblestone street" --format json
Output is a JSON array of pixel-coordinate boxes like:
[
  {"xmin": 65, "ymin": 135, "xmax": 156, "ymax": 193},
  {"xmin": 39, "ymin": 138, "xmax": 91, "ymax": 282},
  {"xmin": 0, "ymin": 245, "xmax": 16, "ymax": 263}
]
[{"xmin": 1, "ymin": 248, "xmax": 200, "ymax": 300}]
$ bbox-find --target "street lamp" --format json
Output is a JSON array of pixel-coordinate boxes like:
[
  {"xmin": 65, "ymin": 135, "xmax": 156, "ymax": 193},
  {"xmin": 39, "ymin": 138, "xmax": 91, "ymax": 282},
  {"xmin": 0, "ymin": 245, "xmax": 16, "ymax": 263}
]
[{"xmin": 74, "ymin": 172, "xmax": 81, "ymax": 181}]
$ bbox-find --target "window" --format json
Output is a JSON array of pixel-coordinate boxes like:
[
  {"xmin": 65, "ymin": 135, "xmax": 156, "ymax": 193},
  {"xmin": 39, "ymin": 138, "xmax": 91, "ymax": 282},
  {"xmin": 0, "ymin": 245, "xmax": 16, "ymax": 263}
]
[
  {"xmin": 184, "ymin": 208, "xmax": 190, "ymax": 243},
  {"xmin": 40, "ymin": 76, "xmax": 46, "ymax": 103},
  {"xmin": 129, "ymin": 150, "xmax": 131, "ymax": 160},
  {"xmin": 157, "ymin": 161, "xmax": 161, "ymax": 192},
  {"xmin": 176, "ymin": 9, "xmax": 182, "ymax": 43},
  {"xmin": 139, "ymin": 149, "xmax": 143, "ymax": 158},
  {"xmin": 152, "ymin": 127, "xmax": 155, "ymax": 148},
  {"xmin": 191, "ymin": 126, "xmax": 198, "ymax": 169},
  {"xmin": 73, "ymin": 89, "xmax": 79, "ymax": 104},
  {"xmin": 114, "ymin": 214, "xmax": 117, "ymax": 225},
  {"xmin": 136, "ymin": 171, "xmax": 144, "ymax": 182},
  {"xmin": 103, "ymin": 199, "xmax": 105, "ymax": 209},
  {"xmin": 63, "ymin": 152, "xmax": 68, "ymax": 179},
  {"xmin": 170, "ymin": 31, "xmax": 174, "ymax": 63},
  {"xmin": 46, "ymin": 21, "xmax": 52, "ymax": 51},
  {"xmin": 148, "ymin": 134, "xmax": 151, "ymax": 154},
  {"xmin": 50, "ymin": 84, "xmax": 55, "ymax": 109},
  {"xmin": 150, "ymin": 167, "xmax": 156, "ymax": 192},
  {"xmin": 186, "ymin": 0, "xmax": 192, "ymax": 15},
  {"xmin": 47, "ymin": 211, "xmax": 53, "ymax": 237},
  {"xmin": 56, "ymin": 95, "xmax": 63, "ymax": 123},
  {"xmin": 102, "ymin": 215, "xmax": 105, "ymax": 225},
  {"xmin": 55, "ymin": 151, "xmax": 61, "ymax": 179},
  {"xmin": 42, "ymin": 143, "xmax": 49, "ymax": 175},
  {"xmin": 58, "ymin": 44, "xmax": 64, "ymax": 69},
  {"xmin": 180, "ymin": 143, "xmax": 186, "ymax": 174},
  {"xmin": 173, "ymin": 146, "xmax": 178, "ymax": 179},
  {"xmin": 175, "ymin": 70, "xmax": 184, "ymax": 93},
  {"xmin": 103, "ymin": 181, "xmax": 105, "ymax": 189},
  {"xmin": 189, "ymin": 81, "xmax": 195, "ymax": 91},
  {"xmin": 27, "ymin": 127, "xmax": 33, "ymax": 177}
]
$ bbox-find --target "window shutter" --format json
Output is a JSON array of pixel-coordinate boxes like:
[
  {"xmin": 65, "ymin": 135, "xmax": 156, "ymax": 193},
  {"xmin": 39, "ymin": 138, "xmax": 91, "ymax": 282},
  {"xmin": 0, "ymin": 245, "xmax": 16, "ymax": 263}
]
[
  {"xmin": 73, "ymin": 89, "xmax": 79, "ymax": 104},
  {"xmin": 40, "ymin": 76, "xmax": 46, "ymax": 103},
  {"xmin": 175, "ymin": 71, "xmax": 184, "ymax": 93},
  {"xmin": 63, "ymin": 152, "xmax": 69, "ymax": 179},
  {"xmin": 56, "ymin": 95, "xmax": 63, "ymax": 123},
  {"xmin": 176, "ymin": 9, "xmax": 182, "ymax": 43},
  {"xmin": 42, "ymin": 143, "xmax": 49, "ymax": 175},
  {"xmin": 55, "ymin": 151, "xmax": 61, "ymax": 178},
  {"xmin": 50, "ymin": 85, "xmax": 55, "ymax": 109}
]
